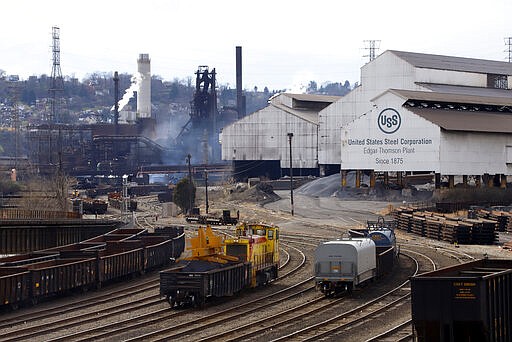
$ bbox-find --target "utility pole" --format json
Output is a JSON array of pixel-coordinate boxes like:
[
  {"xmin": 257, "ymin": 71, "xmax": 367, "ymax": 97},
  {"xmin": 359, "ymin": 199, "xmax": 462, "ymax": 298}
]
[
  {"xmin": 363, "ymin": 40, "xmax": 381, "ymax": 62},
  {"xmin": 113, "ymin": 71, "xmax": 119, "ymax": 128},
  {"xmin": 505, "ymin": 37, "xmax": 512, "ymax": 63},
  {"xmin": 204, "ymin": 170, "xmax": 209, "ymax": 215},
  {"xmin": 7, "ymin": 82, "xmax": 21, "ymax": 174},
  {"xmin": 49, "ymin": 26, "xmax": 64, "ymax": 123},
  {"xmin": 122, "ymin": 174, "xmax": 129, "ymax": 223},
  {"xmin": 187, "ymin": 154, "xmax": 193, "ymax": 214},
  {"xmin": 287, "ymin": 133, "xmax": 294, "ymax": 216}
]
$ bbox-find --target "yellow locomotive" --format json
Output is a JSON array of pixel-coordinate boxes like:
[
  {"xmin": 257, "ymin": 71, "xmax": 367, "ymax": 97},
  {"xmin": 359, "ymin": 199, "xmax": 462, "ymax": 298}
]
[
  {"xmin": 225, "ymin": 222, "xmax": 280, "ymax": 287},
  {"xmin": 160, "ymin": 222, "xmax": 279, "ymax": 307}
]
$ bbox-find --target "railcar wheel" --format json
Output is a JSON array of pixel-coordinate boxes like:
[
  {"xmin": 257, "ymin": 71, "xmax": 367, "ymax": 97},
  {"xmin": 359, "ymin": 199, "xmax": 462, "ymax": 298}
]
[
  {"xmin": 167, "ymin": 295, "xmax": 176, "ymax": 308},
  {"xmin": 197, "ymin": 295, "xmax": 205, "ymax": 309}
]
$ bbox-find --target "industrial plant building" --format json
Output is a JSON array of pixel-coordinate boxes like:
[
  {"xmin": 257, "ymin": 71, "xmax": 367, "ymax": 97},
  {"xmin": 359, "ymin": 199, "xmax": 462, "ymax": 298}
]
[
  {"xmin": 338, "ymin": 50, "xmax": 512, "ymax": 188},
  {"xmin": 221, "ymin": 50, "xmax": 512, "ymax": 189},
  {"xmin": 220, "ymin": 93, "xmax": 341, "ymax": 179},
  {"xmin": 26, "ymin": 53, "xmax": 166, "ymax": 176}
]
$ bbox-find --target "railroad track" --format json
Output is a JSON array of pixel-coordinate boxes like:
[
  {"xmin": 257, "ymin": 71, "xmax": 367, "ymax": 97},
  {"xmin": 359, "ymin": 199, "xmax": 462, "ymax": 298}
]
[
  {"xmin": 265, "ymin": 249, "xmax": 433, "ymax": 341},
  {"xmin": 0, "ymin": 243, "xmax": 300, "ymax": 341},
  {"xmin": 72, "ymin": 243, "xmax": 309, "ymax": 341},
  {"xmin": 117, "ymin": 239, "xmax": 416, "ymax": 342},
  {"xmin": 366, "ymin": 319, "xmax": 413, "ymax": 342},
  {"xmin": 0, "ymin": 275, "xmax": 154, "ymax": 330},
  {"xmin": 1, "ymin": 194, "xmax": 485, "ymax": 341},
  {"xmin": 0, "ymin": 275, "xmax": 163, "ymax": 341}
]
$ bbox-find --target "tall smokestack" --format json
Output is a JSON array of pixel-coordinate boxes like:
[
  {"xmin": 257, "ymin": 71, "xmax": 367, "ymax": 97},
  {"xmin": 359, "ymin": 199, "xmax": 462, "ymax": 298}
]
[
  {"xmin": 113, "ymin": 71, "xmax": 119, "ymax": 127},
  {"xmin": 236, "ymin": 46, "xmax": 246, "ymax": 119},
  {"xmin": 137, "ymin": 53, "xmax": 151, "ymax": 119}
]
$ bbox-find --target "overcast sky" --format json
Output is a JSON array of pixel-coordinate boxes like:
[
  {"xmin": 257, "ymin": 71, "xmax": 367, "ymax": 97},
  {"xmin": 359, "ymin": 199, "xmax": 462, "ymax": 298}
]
[{"xmin": 1, "ymin": 0, "xmax": 511, "ymax": 91}]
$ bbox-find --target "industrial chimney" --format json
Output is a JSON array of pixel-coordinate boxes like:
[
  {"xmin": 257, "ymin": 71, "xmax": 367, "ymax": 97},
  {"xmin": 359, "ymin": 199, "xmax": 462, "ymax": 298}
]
[
  {"xmin": 137, "ymin": 54, "xmax": 151, "ymax": 119},
  {"xmin": 236, "ymin": 46, "xmax": 246, "ymax": 119},
  {"xmin": 113, "ymin": 71, "xmax": 119, "ymax": 127}
]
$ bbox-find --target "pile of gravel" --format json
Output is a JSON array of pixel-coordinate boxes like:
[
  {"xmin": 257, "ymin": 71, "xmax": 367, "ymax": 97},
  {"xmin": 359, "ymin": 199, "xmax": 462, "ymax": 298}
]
[
  {"xmin": 296, "ymin": 172, "xmax": 433, "ymax": 202},
  {"xmin": 296, "ymin": 173, "xmax": 341, "ymax": 197},
  {"xmin": 227, "ymin": 182, "xmax": 281, "ymax": 204}
]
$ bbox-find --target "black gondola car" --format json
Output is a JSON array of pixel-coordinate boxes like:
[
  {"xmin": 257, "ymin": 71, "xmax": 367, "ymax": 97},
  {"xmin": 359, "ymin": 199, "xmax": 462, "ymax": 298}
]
[
  {"xmin": 0, "ymin": 268, "xmax": 30, "ymax": 309},
  {"xmin": 26, "ymin": 258, "xmax": 97, "ymax": 300},
  {"xmin": 411, "ymin": 258, "xmax": 512, "ymax": 342},
  {"xmin": 160, "ymin": 260, "xmax": 251, "ymax": 308},
  {"xmin": 375, "ymin": 246, "xmax": 396, "ymax": 278}
]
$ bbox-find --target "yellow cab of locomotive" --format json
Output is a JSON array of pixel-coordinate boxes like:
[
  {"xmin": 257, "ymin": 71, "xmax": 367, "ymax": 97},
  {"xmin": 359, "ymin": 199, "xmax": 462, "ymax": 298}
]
[{"xmin": 224, "ymin": 222, "xmax": 279, "ymax": 287}]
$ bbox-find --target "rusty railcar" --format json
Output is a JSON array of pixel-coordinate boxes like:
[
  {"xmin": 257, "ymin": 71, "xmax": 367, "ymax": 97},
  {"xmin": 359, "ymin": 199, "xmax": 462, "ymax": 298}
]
[
  {"xmin": 411, "ymin": 258, "xmax": 512, "ymax": 342},
  {"xmin": 0, "ymin": 225, "xmax": 185, "ymax": 310}
]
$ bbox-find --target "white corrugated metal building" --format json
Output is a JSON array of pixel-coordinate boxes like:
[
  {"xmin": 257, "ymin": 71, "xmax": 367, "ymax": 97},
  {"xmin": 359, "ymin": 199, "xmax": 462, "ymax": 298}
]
[
  {"xmin": 220, "ymin": 93, "xmax": 340, "ymax": 180},
  {"xmin": 319, "ymin": 50, "xmax": 512, "ymax": 178},
  {"xmin": 337, "ymin": 51, "xmax": 512, "ymax": 187}
]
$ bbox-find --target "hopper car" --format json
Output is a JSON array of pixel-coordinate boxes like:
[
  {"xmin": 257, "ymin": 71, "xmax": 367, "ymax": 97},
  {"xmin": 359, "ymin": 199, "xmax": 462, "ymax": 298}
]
[
  {"xmin": 160, "ymin": 222, "xmax": 279, "ymax": 308},
  {"xmin": 0, "ymin": 226, "xmax": 185, "ymax": 310}
]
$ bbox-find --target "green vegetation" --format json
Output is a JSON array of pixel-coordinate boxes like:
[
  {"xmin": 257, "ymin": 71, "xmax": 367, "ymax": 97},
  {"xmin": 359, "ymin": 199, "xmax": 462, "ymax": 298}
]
[
  {"xmin": 0, "ymin": 179, "xmax": 20, "ymax": 195},
  {"xmin": 173, "ymin": 177, "xmax": 196, "ymax": 214}
]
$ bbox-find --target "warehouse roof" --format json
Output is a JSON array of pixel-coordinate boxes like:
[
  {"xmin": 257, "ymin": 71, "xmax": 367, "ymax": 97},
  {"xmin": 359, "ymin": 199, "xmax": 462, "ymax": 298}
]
[
  {"xmin": 417, "ymin": 83, "xmax": 512, "ymax": 98},
  {"xmin": 266, "ymin": 93, "xmax": 341, "ymax": 125},
  {"xmin": 270, "ymin": 102, "xmax": 319, "ymax": 124},
  {"xmin": 387, "ymin": 88, "xmax": 512, "ymax": 107},
  {"xmin": 389, "ymin": 50, "xmax": 512, "ymax": 75},
  {"xmin": 408, "ymin": 108, "xmax": 512, "ymax": 134},
  {"xmin": 280, "ymin": 93, "xmax": 342, "ymax": 103}
]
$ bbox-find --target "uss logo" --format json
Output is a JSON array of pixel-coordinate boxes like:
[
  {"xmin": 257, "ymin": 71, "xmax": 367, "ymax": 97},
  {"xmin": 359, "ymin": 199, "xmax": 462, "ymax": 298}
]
[{"xmin": 377, "ymin": 108, "xmax": 401, "ymax": 134}]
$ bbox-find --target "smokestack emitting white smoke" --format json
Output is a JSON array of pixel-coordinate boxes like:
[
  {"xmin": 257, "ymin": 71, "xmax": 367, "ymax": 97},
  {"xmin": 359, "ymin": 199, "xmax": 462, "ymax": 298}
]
[
  {"xmin": 137, "ymin": 53, "xmax": 151, "ymax": 118},
  {"xmin": 112, "ymin": 73, "xmax": 141, "ymax": 112}
]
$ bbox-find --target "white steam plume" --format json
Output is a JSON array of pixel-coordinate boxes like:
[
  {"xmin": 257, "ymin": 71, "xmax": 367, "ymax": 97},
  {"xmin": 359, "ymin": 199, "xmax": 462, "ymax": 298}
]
[{"xmin": 111, "ymin": 73, "xmax": 141, "ymax": 112}]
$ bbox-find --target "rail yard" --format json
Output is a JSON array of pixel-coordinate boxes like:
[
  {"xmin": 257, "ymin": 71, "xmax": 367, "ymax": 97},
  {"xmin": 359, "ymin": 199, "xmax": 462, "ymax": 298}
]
[
  {"xmin": 2, "ymin": 22, "xmax": 512, "ymax": 342},
  {"xmin": 0, "ymin": 182, "xmax": 510, "ymax": 341}
]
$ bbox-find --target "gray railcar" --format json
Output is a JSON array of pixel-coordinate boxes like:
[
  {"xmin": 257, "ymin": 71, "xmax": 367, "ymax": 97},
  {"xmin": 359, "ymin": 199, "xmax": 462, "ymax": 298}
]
[{"xmin": 314, "ymin": 238, "xmax": 376, "ymax": 296}]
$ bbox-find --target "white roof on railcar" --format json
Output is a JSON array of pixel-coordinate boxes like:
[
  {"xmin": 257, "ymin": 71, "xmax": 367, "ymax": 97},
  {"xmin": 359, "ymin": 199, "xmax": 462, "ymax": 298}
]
[{"xmin": 318, "ymin": 238, "xmax": 375, "ymax": 252}]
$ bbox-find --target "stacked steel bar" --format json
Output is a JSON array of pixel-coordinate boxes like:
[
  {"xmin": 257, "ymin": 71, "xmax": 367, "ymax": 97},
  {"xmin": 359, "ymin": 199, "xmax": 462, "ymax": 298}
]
[
  {"xmin": 473, "ymin": 207, "xmax": 512, "ymax": 233},
  {"xmin": 393, "ymin": 207, "xmax": 498, "ymax": 245},
  {"xmin": 425, "ymin": 216, "xmax": 442, "ymax": 240},
  {"xmin": 411, "ymin": 213, "xmax": 428, "ymax": 237}
]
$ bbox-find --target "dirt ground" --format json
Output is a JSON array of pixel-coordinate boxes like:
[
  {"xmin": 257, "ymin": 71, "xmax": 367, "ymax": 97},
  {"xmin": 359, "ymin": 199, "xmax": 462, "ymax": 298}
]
[{"xmin": 162, "ymin": 176, "xmax": 512, "ymax": 260}]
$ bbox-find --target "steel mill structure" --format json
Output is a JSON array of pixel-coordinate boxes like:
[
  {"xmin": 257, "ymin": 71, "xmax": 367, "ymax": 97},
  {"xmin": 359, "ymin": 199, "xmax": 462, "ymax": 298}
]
[
  {"xmin": 221, "ymin": 50, "xmax": 512, "ymax": 192},
  {"xmin": 23, "ymin": 44, "xmax": 247, "ymax": 177}
]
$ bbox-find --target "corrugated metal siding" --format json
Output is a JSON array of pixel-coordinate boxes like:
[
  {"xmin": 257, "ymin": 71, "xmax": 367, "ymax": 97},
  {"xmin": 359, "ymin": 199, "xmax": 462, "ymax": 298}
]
[
  {"xmin": 321, "ymin": 50, "xmax": 512, "ymax": 167},
  {"xmin": 416, "ymin": 68, "xmax": 487, "ymax": 87},
  {"xmin": 320, "ymin": 52, "xmax": 420, "ymax": 166},
  {"xmin": 221, "ymin": 105, "xmax": 319, "ymax": 169},
  {"xmin": 439, "ymin": 131, "xmax": 512, "ymax": 175}
]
